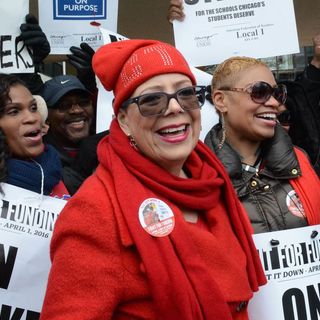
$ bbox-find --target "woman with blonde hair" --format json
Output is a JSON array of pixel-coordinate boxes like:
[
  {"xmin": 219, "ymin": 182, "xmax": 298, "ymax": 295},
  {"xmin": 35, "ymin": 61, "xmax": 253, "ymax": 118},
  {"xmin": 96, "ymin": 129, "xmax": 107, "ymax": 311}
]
[{"xmin": 205, "ymin": 56, "xmax": 320, "ymax": 233}]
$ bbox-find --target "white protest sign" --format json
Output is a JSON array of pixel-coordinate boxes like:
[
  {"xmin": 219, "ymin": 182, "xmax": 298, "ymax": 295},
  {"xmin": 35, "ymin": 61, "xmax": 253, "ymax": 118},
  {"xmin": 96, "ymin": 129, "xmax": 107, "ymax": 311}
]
[
  {"xmin": 190, "ymin": 67, "xmax": 218, "ymax": 141},
  {"xmin": 0, "ymin": 183, "xmax": 67, "ymax": 318},
  {"xmin": 0, "ymin": 0, "xmax": 34, "ymax": 73},
  {"xmin": 95, "ymin": 28, "xmax": 127, "ymax": 134},
  {"xmin": 173, "ymin": 0, "xmax": 299, "ymax": 66},
  {"xmin": 39, "ymin": 0, "xmax": 119, "ymax": 54},
  {"xmin": 249, "ymin": 225, "xmax": 320, "ymax": 319},
  {"xmin": 96, "ymin": 28, "xmax": 218, "ymax": 141}
]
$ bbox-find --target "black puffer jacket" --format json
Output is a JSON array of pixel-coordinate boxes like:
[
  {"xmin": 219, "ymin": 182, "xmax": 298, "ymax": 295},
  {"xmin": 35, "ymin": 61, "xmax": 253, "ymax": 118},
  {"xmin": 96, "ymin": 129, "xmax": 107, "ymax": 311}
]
[
  {"xmin": 205, "ymin": 123, "xmax": 308, "ymax": 233},
  {"xmin": 43, "ymin": 133, "xmax": 82, "ymax": 196},
  {"xmin": 43, "ymin": 131, "xmax": 109, "ymax": 195}
]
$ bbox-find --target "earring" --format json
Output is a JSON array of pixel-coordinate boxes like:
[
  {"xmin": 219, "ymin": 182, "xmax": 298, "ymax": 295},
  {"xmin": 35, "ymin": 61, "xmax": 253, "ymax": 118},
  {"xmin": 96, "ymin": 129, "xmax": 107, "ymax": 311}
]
[
  {"xmin": 128, "ymin": 134, "xmax": 139, "ymax": 151},
  {"xmin": 217, "ymin": 113, "xmax": 226, "ymax": 149}
]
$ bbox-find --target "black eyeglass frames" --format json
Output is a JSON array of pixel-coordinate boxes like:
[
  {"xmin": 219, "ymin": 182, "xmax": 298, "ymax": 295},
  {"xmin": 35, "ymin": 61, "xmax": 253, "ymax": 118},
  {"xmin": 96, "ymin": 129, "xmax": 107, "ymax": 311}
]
[{"xmin": 121, "ymin": 85, "xmax": 207, "ymax": 117}]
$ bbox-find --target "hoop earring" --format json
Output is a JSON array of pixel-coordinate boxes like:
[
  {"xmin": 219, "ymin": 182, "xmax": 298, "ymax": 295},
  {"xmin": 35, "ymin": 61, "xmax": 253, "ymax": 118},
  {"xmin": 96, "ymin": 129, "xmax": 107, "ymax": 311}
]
[
  {"xmin": 128, "ymin": 134, "xmax": 139, "ymax": 151},
  {"xmin": 217, "ymin": 113, "xmax": 226, "ymax": 149}
]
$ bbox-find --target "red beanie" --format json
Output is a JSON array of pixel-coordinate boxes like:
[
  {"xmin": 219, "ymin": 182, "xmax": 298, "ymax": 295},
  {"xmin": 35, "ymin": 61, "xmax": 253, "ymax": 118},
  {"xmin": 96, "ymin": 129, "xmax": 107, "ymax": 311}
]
[{"xmin": 92, "ymin": 39, "xmax": 196, "ymax": 115}]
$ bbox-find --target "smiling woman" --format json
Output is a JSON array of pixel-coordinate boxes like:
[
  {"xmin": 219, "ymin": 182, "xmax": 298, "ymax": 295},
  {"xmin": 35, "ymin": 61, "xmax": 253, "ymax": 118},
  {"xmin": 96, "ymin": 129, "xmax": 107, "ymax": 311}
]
[
  {"xmin": 40, "ymin": 40, "xmax": 266, "ymax": 320},
  {"xmin": 0, "ymin": 73, "xmax": 68, "ymax": 198},
  {"xmin": 204, "ymin": 56, "xmax": 320, "ymax": 234}
]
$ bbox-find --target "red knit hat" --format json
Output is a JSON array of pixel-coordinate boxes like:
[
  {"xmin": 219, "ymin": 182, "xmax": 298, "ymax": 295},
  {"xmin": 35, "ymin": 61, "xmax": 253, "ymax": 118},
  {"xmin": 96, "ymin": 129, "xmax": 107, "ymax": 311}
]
[{"xmin": 92, "ymin": 39, "xmax": 196, "ymax": 115}]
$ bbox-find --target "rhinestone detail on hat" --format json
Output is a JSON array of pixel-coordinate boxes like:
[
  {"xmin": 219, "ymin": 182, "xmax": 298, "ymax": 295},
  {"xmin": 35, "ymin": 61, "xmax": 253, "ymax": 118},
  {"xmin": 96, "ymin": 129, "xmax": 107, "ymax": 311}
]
[
  {"xmin": 144, "ymin": 45, "xmax": 174, "ymax": 66},
  {"xmin": 120, "ymin": 45, "xmax": 176, "ymax": 88},
  {"xmin": 121, "ymin": 53, "xmax": 143, "ymax": 88}
]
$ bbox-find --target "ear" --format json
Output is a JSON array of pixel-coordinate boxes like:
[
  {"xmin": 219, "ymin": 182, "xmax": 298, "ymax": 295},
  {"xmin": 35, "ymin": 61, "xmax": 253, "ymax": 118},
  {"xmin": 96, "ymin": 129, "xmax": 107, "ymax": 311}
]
[
  {"xmin": 211, "ymin": 90, "xmax": 228, "ymax": 114},
  {"xmin": 117, "ymin": 109, "xmax": 130, "ymax": 135}
]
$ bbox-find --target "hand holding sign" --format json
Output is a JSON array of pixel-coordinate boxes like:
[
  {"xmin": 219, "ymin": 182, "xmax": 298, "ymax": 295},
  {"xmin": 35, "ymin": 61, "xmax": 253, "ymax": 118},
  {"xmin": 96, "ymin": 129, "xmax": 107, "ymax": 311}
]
[
  {"xmin": 172, "ymin": 0, "xmax": 299, "ymax": 67},
  {"xmin": 168, "ymin": 0, "xmax": 185, "ymax": 23},
  {"xmin": 67, "ymin": 42, "xmax": 96, "ymax": 92},
  {"xmin": 18, "ymin": 14, "xmax": 50, "ymax": 70}
]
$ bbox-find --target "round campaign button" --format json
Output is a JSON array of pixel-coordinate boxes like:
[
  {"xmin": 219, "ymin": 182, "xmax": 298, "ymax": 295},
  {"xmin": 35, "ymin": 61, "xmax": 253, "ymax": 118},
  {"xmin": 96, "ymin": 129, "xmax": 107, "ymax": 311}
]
[{"xmin": 138, "ymin": 198, "xmax": 175, "ymax": 237}]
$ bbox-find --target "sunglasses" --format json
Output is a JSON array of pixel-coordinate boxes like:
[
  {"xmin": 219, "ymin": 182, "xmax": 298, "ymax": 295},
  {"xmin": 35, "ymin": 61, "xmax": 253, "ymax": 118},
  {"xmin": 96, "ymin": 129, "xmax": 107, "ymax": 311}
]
[
  {"xmin": 219, "ymin": 81, "xmax": 287, "ymax": 105},
  {"xmin": 121, "ymin": 85, "xmax": 206, "ymax": 117},
  {"xmin": 277, "ymin": 109, "xmax": 292, "ymax": 126}
]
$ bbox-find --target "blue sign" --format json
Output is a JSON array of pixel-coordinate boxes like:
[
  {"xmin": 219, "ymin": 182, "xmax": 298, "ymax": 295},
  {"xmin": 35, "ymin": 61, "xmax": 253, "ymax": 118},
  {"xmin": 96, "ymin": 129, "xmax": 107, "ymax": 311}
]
[{"xmin": 53, "ymin": 0, "xmax": 106, "ymax": 20}]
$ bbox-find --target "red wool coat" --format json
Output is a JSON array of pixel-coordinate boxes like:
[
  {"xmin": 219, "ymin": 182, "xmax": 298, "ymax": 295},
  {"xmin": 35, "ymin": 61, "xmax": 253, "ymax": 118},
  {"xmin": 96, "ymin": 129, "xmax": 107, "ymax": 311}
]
[{"xmin": 40, "ymin": 165, "xmax": 259, "ymax": 320}]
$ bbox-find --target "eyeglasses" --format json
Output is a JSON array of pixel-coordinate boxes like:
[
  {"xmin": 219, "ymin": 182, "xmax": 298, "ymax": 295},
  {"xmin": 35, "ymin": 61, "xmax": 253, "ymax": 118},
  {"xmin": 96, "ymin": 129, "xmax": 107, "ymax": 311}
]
[
  {"xmin": 219, "ymin": 81, "xmax": 287, "ymax": 105},
  {"xmin": 277, "ymin": 109, "xmax": 292, "ymax": 126},
  {"xmin": 54, "ymin": 99, "xmax": 92, "ymax": 112},
  {"xmin": 121, "ymin": 85, "xmax": 207, "ymax": 117}
]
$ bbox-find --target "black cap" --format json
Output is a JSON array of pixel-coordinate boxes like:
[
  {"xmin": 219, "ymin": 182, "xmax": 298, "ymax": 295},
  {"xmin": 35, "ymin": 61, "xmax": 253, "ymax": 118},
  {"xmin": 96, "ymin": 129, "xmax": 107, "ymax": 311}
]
[{"xmin": 42, "ymin": 75, "xmax": 90, "ymax": 108}]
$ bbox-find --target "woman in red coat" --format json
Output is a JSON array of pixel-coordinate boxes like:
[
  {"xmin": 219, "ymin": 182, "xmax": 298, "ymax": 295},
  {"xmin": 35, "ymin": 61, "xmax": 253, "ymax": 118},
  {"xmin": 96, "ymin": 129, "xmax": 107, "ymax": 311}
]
[{"xmin": 40, "ymin": 39, "xmax": 266, "ymax": 320}]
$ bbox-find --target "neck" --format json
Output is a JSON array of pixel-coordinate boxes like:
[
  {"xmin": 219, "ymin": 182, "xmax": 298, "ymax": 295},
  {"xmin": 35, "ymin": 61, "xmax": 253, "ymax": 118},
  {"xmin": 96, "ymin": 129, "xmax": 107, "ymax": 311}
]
[
  {"xmin": 226, "ymin": 135, "xmax": 261, "ymax": 166},
  {"xmin": 311, "ymin": 57, "xmax": 320, "ymax": 69}
]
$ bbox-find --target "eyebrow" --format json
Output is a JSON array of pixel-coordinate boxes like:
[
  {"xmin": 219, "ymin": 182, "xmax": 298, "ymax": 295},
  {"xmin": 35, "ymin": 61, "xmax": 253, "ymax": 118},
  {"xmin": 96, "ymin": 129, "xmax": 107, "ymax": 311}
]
[{"xmin": 4, "ymin": 97, "xmax": 36, "ymax": 108}]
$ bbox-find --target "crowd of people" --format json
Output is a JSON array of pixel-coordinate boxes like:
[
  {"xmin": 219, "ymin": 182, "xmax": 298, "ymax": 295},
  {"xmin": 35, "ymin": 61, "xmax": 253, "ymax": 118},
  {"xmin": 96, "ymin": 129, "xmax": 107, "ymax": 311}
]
[{"xmin": 1, "ymin": 4, "xmax": 320, "ymax": 319}]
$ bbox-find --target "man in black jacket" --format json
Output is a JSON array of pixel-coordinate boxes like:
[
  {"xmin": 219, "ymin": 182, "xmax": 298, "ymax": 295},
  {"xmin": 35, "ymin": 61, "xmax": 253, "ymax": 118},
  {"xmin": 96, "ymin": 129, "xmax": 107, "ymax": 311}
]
[
  {"xmin": 280, "ymin": 34, "xmax": 320, "ymax": 176},
  {"xmin": 41, "ymin": 75, "xmax": 95, "ymax": 194}
]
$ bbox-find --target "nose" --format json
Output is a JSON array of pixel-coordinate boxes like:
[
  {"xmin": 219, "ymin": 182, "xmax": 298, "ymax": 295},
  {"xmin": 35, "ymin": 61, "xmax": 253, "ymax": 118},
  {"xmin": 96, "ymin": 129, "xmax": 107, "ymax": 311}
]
[
  {"xmin": 23, "ymin": 110, "xmax": 41, "ymax": 124},
  {"xmin": 265, "ymin": 95, "xmax": 281, "ymax": 108},
  {"xmin": 69, "ymin": 103, "xmax": 84, "ymax": 113},
  {"xmin": 164, "ymin": 96, "xmax": 184, "ymax": 115}
]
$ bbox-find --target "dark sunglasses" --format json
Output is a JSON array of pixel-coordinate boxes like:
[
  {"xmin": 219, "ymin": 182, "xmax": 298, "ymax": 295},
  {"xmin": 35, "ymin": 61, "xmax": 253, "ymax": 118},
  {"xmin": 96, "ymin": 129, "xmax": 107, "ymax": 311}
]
[
  {"xmin": 219, "ymin": 81, "xmax": 287, "ymax": 105},
  {"xmin": 277, "ymin": 109, "xmax": 292, "ymax": 126},
  {"xmin": 121, "ymin": 85, "xmax": 207, "ymax": 117}
]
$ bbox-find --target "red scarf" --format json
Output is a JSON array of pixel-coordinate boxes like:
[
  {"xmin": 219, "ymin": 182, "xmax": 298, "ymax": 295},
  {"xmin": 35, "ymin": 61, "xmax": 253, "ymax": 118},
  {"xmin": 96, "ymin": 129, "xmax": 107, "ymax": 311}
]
[{"xmin": 98, "ymin": 120, "xmax": 266, "ymax": 320}]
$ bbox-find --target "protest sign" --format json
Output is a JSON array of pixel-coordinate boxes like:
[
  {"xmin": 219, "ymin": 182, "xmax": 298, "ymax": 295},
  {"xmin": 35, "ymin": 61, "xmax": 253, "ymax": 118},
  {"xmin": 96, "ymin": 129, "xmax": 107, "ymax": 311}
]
[
  {"xmin": 39, "ymin": 0, "xmax": 118, "ymax": 54},
  {"xmin": 249, "ymin": 225, "xmax": 320, "ymax": 319},
  {"xmin": 0, "ymin": 0, "xmax": 34, "ymax": 73},
  {"xmin": 173, "ymin": 0, "xmax": 299, "ymax": 66},
  {"xmin": 190, "ymin": 67, "xmax": 218, "ymax": 141},
  {"xmin": 0, "ymin": 184, "xmax": 67, "ymax": 318},
  {"xmin": 96, "ymin": 28, "xmax": 218, "ymax": 141}
]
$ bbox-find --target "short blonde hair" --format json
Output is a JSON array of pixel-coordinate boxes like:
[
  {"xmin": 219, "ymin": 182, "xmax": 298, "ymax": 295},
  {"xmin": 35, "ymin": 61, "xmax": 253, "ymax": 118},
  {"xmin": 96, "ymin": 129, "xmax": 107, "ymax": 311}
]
[{"xmin": 212, "ymin": 56, "xmax": 268, "ymax": 90}]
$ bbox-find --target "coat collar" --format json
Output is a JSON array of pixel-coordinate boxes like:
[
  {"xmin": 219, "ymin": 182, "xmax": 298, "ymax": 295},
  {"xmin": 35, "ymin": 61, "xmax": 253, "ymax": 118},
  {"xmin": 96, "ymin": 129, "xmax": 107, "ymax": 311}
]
[{"xmin": 204, "ymin": 123, "xmax": 301, "ymax": 180}]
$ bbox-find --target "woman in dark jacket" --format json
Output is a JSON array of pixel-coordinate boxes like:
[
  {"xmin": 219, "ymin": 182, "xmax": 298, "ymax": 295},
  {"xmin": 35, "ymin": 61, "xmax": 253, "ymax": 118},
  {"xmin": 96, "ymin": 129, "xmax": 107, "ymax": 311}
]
[{"xmin": 204, "ymin": 56, "xmax": 320, "ymax": 233}]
